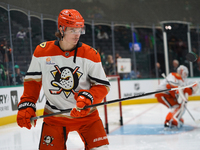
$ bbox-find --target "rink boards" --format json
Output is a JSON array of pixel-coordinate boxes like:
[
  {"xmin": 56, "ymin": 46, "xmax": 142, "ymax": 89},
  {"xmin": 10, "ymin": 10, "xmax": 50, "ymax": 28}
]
[{"xmin": 0, "ymin": 78, "xmax": 200, "ymax": 126}]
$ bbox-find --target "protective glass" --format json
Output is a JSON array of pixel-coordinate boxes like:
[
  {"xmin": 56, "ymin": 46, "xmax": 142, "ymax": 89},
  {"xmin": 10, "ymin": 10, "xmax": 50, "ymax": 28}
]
[{"xmin": 64, "ymin": 26, "xmax": 85, "ymax": 35}]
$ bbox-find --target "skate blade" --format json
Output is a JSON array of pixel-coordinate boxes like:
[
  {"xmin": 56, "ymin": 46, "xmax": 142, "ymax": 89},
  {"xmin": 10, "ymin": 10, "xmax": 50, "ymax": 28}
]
[{"xmin": 164, "ymin": 125, "xmax": 182, "ymax": 131}]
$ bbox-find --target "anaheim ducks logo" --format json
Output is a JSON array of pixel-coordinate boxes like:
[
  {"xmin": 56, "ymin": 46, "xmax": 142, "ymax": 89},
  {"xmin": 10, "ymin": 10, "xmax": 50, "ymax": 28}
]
[
  {"xmin": 49, "ymin": 65, "xmax": 83, "ymax": 98},
  {"xmin": 43, "ymin": 135, "xmax": 54, "ymax": 146}
]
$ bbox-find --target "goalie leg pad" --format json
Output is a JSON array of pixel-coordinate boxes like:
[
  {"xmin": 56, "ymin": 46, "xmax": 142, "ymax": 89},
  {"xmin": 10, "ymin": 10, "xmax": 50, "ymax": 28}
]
[
  {"xmin": 164, "ymin": 112, "xmax": 173, "ymax": 127},
  {"xmin": 170, "ymin": 104, "xmax": 186, "ymax": 128}
]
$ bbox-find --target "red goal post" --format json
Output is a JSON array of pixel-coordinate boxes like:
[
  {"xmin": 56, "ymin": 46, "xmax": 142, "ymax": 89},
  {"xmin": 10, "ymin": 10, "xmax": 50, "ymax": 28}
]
[{"xmin": 104, "ymin": 75, "xmax": 123, "ymax": 134}]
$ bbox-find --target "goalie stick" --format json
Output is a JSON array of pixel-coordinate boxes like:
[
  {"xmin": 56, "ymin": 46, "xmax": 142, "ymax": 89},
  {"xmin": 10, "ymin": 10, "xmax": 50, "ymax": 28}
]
[
  {"xmin": 178, "ymin": 83, "xmax": 200, "ymax": 125},
  {"xmin": 161, "ymin": 73, "xmax": 200, "ymax": 125},
  {"xmin": 30, "ymin": 83, "xmax": 196, "ymax": 121}
]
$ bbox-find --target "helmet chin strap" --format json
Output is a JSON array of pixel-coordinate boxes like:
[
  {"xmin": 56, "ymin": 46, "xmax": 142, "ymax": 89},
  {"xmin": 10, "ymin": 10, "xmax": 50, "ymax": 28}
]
[
  {"xmin": 61, "ymin": 26, "xmax": 64, "ymax": 41},
  {"xmin": 61, "ymin": 31, "xmax": 64, "ymax": 41},
  {"xmin": 61, "ymin": 26, "xmax": 65, "ymax": 41}
]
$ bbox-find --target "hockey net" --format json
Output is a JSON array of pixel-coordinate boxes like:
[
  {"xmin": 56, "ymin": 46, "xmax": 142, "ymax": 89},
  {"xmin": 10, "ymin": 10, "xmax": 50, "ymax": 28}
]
[{"xmin": 100, "ymin": 75, "xmax": 123, "ymax": 134}]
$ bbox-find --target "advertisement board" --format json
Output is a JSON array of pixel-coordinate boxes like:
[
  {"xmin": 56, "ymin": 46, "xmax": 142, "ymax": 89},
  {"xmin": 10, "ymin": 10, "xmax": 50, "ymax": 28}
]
[
  {"xmin": 106, "ymin": 78, "xmax": 200, "ymax": 102},
  {"xmin": 0, "ymin": 78, "xmax": 200, "ymax": 125},
  {"xmin": 0, "ymin": 86, "xmax": 46, "ymax": 118}
]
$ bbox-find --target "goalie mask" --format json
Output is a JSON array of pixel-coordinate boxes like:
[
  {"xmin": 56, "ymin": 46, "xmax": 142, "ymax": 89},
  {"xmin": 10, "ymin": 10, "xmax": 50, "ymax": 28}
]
[
  {"xmin": 58, "ymin": 9, "xmax": 85, "ymax": 34},
  {"xmin": 177, "ymin": 65, "xmax": 188, "ymax": 80}
]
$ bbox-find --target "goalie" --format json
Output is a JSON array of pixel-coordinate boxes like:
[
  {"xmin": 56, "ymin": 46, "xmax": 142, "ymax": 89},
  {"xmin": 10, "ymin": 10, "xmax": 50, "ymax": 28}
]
[{"xmin": 155, "ymin": 65, "xmax": 198, "ymax": 128}]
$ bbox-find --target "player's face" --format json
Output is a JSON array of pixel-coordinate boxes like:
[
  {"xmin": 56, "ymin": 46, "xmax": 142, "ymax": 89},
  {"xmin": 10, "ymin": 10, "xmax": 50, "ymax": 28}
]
[
  {"xmin": 63, "ymin": 27, "xmax": 81, "ymax": 45},
  {"xmin": 182, "ymin": 71, "xmax": 188, "ymax": 79}
]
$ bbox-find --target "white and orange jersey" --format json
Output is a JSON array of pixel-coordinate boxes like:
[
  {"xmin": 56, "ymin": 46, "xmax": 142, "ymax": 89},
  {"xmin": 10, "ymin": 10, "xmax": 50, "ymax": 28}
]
[
  {"xmin": 21, "ymin": 40, "xmax": 110, "ymax": 116},
  {"xmin": 157, "ymin": 72, "xmax": 186, "ymax": 93}
]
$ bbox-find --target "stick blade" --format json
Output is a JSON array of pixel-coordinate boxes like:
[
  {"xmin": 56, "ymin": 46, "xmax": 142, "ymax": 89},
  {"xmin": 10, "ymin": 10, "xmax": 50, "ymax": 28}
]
[
  {"xmin": 161, "ymin": 73, "xmax": 165, "ymax": 78},
  {"xmin": 186, "ymin": 52, "xmax": 198, "ymax": 62}
]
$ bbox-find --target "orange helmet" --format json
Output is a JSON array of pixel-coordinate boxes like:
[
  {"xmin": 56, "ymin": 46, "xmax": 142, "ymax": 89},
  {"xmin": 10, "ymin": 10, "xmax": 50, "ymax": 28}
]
[{"xmin": 57, "ymin": 9, "xmax": 84, "ymax": 31}]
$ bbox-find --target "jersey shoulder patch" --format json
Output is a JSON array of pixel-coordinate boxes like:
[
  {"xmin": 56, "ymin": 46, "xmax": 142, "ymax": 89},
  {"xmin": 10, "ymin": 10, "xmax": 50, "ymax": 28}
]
[
  {"xmin": 81, "ymin": 43, "xmax": 98, "ymax": 55},
  {"xmin": 79, "ymin": 43, "xmax": 100, "ymax": 62},
  {"xmin": 172, "ymin": 72, "xmax": 182, "ymax": 80},
  {"xmin": 39, "ymin": 42, "xmax": 47, "ymax": 48},
  {"xmin": 90, "ymin": 47, "xmax": 98, "ymax": 54}
]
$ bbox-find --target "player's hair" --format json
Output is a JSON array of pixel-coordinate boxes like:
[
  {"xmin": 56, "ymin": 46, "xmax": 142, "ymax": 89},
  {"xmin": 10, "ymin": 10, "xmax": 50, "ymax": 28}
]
[{"xmin": 55, "ymin": 31, "xmax": 62, "ymax": 39}]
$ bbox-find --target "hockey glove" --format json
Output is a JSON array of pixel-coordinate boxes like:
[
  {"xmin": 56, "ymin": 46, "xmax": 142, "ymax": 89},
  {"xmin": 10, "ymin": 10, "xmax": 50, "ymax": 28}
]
[
  {"xmin": 191, "ymin": 82, "xmax": 199, "ymax": 94},
  {"xmin": 70, "ymin": 90, "xmax": 93, "ymax": 117},
  {"xmin": 166, "ymin": 84, "xmax": 179, "ymax": 98},
  {"xmin": 17, "ymin": 102, "xmax": 37, "ymax": 129}
]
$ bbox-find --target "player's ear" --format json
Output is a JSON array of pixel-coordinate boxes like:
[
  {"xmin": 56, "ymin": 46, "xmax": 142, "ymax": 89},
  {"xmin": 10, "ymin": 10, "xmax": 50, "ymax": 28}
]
[
  {"xmin": 59, "ymin": 27, "xmax": 65, "ymax": 41},
  {"xmin": 59, "ymin": 27, "xmax": 64, "ymax": 36}
]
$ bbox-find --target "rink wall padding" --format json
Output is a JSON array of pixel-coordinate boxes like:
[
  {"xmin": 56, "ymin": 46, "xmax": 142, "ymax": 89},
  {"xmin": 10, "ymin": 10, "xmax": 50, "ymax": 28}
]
[
  {"xmin": 106, "ymin": 78, "xmax": 200, "ymax": 105},
  {"xmin": 0, "ymin": 109, "xmax": 44, "ymax": 126},
  {"xmin": 0, "ymin": 78, "xmax": 200, "ymax": 126},
  {"xmin": 0, "ymin": 86, "xmax": 46, "ymax": 126},
  {"xmin": 121, "ymin": 95, "xmax": 200, "ymax": 105}
]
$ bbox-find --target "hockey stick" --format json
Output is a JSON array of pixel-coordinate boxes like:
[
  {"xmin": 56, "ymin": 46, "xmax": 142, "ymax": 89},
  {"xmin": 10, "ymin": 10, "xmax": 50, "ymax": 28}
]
[
  {"xmin": 161, "ymin": 73, "xmax": 200, "ymax": 125},
  {"xmin": 178, "ymin": 84, "xmax": 200, "ymax": 125},
  {"xmin": 30, "ymin": 83, "xmax": 195, "ymax": 121}
]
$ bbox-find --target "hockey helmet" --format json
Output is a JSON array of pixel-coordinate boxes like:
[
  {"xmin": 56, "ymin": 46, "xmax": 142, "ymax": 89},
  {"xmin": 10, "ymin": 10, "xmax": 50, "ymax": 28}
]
[
  {"xmin": 177, "ymin": 65, "xmax": 188, "ymax": 80},
  {"xmin": 57, "ymin": 9, "xmax": 85, "ymax": 32}
]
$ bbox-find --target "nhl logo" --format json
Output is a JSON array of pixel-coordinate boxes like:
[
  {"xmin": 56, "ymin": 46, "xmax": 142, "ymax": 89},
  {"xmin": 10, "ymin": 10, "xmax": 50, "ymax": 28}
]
[
  {"xmin": 134, "ymin": 83, "xmax": 140, "ymax": 90},
  {"xmin": 65, "ymin": 52, "xmax": 69, "ymax": 56}
]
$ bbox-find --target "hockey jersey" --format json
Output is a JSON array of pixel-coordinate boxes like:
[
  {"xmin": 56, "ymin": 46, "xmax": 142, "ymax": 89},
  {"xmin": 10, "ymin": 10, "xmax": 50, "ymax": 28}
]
[
  {"xmin": 157, "ymin": 73, "xmax": 186, "ymax": 94},
  {"xmin": 20, "ymin": 40, "xmax": 110, "ymax": 116}
]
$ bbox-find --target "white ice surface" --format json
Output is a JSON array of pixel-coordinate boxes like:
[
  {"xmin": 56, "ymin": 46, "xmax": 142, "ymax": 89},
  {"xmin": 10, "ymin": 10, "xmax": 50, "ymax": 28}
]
[{"xmin": 0, "ymin": 101, "xmax": 200, "ymax": 150}]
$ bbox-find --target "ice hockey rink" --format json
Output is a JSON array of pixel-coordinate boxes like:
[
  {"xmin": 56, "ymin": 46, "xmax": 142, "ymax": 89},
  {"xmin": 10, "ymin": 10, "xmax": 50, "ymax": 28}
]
[{"xmin": 0, "ymin": 100, "xmax": 200, "ymax": 150}]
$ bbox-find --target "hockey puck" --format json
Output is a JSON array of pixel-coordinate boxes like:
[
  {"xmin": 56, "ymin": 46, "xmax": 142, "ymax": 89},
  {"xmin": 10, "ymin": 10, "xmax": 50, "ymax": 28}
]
[{"xmin": 185, "ymin": 52, "xmax": 198, "ymax": 62}]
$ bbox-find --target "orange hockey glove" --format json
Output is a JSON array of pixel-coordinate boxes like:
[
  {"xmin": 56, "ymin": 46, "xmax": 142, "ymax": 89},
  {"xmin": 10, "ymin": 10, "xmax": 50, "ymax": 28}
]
[
  {"xmin": 17, "ymin": 102, "xmax": 37, "ymax": 129},
  {"xmin": 70, "ymin": 90, "xmax": 93, "ymax": 117},
  {"xmin": 166, "ymin": 84, "xmax": 179, "ymax": 98}
]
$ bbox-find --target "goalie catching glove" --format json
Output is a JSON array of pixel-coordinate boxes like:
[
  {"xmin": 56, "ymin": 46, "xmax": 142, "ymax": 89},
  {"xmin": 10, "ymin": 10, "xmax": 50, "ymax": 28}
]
[
  {"xmin": 17, "ymin": 102, "xmax": 37, "ymax": 129},
  {"xmin": 70, "ymin": 90, "xmax": 93, "ymax": 117}
]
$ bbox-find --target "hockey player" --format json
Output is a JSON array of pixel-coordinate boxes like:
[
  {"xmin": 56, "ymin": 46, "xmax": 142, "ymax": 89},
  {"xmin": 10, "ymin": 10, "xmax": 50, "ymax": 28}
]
[
  {"xmin": 16, "ymin": 9, "xmax": 110, "ymax": 150},
  {"xmin": 155, "ymin": 65, "xmax": 198, "ymax": 128}
]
